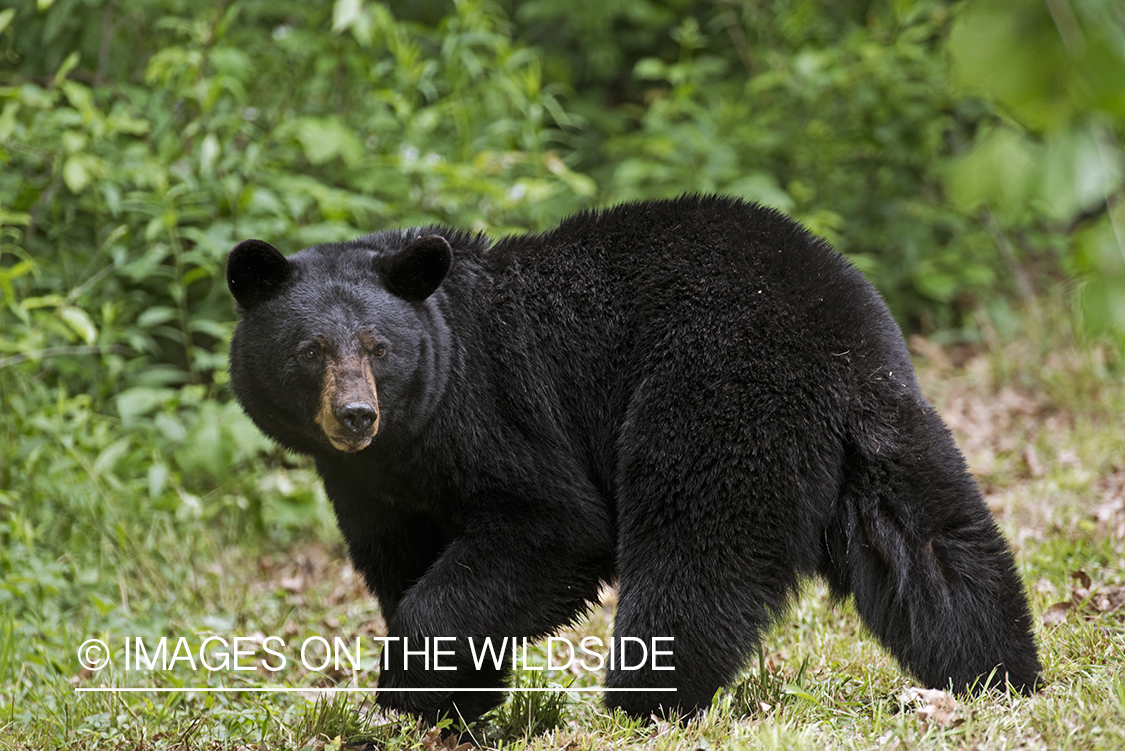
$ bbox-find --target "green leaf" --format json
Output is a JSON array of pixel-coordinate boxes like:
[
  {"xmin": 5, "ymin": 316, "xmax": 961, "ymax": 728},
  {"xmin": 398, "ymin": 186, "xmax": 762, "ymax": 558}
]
[
  {"xmin": 1040, "ymin": 125, "xmax": 1123, "ymax": 223},
  {"xmin": 0, "ymin": 99, "xmax": 18, "ymax": 142},
  {"xmin": 0, "ymin": 259, "xmax": 33, "ymax": 303},
  {"xmin": 1075, "ymin": 274, "xmax": 1125, "ymax": 344},
  {"xmin": 62, "ymin": 156, "xmax": 91, "ymax": 194},
  {"xmin": 147, "ymin": 462, "xmax": 169, "ymax": 499},
  {"xmin": 53, "ymin": 52, "xmax": 80, "ymax": 88},
  {"xmin": 93, "ymin": 439, "xmax": 130, "ymax": 476},
  {"xmin": 136, "ymin": 306, "xmax": 177, "ymax": 328},
  {"xmin": 634, "ymin": 57, "xmax": 668, "ymax": 81},
  {"xmin": 912, "ymin": 264, "xmax": 957, "ymax": 303},
  {"xmin": 58, "ymin": 305, "xmax": 97, "ymax": 344},
  {"xmin": 291, "ymin": 117, "xmax": 365, "ymax": 168},
  {"xmin": 116, "ymin": 387, "xmax": 177, "ymax": 426},
  {"xmin": 18, "ymin": 83, "xmax": 54, "ymax": 109},
  {"xmin": 333, "ymin": 0, "xmax": 362, "ymax": 31},
  {"xmin": 725, "ymin": 173, "xmax": 795, "ymax": 214},
  {"xmin": 1071, "ymin": 212, "xmax": 1125, "ymax": 277},
  {"xmin": 200, "ymin": 133, "xmax": 220, "ymax": 175},
  {"xmin": 943, "ymin": 127, "xmax": 1040, "ymax": 220},
  {"xmin": 60, "ymin": 81, "xmax": 96, "ymax": 121},
  {"xmin": 332, "ymin": 0, "xmax": 371, "ymax": 44}
]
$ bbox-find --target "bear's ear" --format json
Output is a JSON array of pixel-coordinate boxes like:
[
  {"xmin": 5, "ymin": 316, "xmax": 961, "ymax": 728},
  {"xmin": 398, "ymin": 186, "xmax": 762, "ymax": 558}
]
[
  {"xmin": 227, "ymin": 239, "xmax": 291, "ymax": 308},
  {"xmin": 379, "ymin": 234, "xmax": 452, "ymax": 302}
]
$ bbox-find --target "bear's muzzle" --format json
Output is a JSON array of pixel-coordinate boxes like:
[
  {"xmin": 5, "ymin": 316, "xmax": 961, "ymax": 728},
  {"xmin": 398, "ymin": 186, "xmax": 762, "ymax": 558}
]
[{"xmin": 315, "ymin": 355, "xmax": 380, "ymax": 452}]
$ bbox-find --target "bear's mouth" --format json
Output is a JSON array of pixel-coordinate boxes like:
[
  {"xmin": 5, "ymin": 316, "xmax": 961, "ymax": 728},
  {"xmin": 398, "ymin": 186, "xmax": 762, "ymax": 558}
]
[{"xmin": 325, "ymin": 432, "xmax": 375, "ymax": 453}]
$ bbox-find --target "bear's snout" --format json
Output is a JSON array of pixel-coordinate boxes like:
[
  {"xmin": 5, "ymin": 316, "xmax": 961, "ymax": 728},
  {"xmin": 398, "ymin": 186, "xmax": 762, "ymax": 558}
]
[
  {"xmin": 337, "ymin": 401, "xmax": 378, "ymax": 435},
  {"xmin": 314, "ymin": 354, "xmax": 380, "ymax": 453}
]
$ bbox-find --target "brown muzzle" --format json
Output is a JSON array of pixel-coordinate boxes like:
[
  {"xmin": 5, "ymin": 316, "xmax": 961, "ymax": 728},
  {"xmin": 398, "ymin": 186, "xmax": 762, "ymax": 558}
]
[{"xmin": 315, "ymin": 354, "xmax": 380, "ymax": 452}]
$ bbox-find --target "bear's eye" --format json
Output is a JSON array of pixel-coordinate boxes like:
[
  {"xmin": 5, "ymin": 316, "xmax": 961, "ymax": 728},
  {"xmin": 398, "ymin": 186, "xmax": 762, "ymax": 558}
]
[
  {"xmin": 302, "ymin": 346, "xmax": 318, "ymax": 361},
  {"xmin": 372, "ymin": 344, "xmax": 387, "ymax": 358}
]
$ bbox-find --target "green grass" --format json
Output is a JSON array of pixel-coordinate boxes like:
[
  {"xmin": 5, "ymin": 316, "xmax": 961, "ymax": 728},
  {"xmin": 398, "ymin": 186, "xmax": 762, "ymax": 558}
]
[{"xmin": 2, "ymin": 313, "xmax": 1123, "ymax": 750}]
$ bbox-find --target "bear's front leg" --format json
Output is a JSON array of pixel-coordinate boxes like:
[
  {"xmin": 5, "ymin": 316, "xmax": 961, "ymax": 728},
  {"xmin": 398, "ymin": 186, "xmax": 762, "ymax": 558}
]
[
  {"xmin": 375, "ymin": 632, "xmax": 508, "ymax": 729},
  {"xmin": 375, "ymin": 503, "xmax": 614, "ymax": 727}
]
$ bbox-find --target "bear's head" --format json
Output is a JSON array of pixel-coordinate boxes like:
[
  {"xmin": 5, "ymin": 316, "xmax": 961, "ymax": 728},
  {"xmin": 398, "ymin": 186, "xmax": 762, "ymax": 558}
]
[{"xmin": 226, "ymin": 233, "xmax": 453, "ymax": 456}]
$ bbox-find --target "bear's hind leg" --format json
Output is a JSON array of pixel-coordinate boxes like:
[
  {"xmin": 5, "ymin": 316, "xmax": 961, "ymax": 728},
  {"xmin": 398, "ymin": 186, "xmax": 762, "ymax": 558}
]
[
  {"xmin": 607, "ymin": 364, "xmax": 845, "ymax": 719},
  {"xmin": 820, "ymin": 406, "xmax": 1041, "ymax": 694}
]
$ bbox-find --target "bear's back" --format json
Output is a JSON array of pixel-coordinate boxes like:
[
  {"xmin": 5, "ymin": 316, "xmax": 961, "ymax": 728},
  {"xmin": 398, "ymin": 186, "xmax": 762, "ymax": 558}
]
[{"xmin": 485, "ymin": 195, "xmax": 909, "ymax": 384}]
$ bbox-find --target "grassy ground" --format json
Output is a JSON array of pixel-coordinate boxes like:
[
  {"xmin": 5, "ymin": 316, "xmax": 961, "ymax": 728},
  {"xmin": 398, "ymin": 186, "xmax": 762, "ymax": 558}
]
[{"xmin": 2, "ymin": 313, "xmax": 1124, "ymax": 750}]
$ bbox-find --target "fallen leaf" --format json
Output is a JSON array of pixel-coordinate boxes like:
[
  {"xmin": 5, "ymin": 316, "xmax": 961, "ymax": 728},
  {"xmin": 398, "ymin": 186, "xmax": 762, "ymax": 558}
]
[
  {"xmin": 421, "ymin": 728, "xmax": 473, "ymax": 751},
  {"xmin": 1093, "ymin": 586, "xmax": 1125, "ymax": 613},
  {"xmin": 69, "ymin": 666, "xmax": 94, "ymax": 685},
  {"xmin": 649, "ymin": 715, "xmax": 673, "ymax": 738},
  {"xmin": 1071, "ymin": 569, "xmax": 1092, "ymax": 592},
  {"xmin": 421, "ymin": 729, "xmax": 443, "ymax": 751},
  {"xmin": 1042, "ymin": 601, "xmax": 1072, "ymax": 627},
  {"xmin": 1046, "ymin": 570, "xmax": 1125, "ymax": 624},
  {"xmin": 898, "ymin": 687, "xmax": 963, "ymax": 727},
  {"xmin": 279, "ymin": 575, "xmax": 305, "ymax": 593}
]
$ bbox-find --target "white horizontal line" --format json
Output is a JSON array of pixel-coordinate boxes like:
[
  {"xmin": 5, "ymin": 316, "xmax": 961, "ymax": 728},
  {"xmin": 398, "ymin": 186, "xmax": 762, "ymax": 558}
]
[{"xmin": 75, "ymin": 686, "xmax": 676, "ymax": 693}]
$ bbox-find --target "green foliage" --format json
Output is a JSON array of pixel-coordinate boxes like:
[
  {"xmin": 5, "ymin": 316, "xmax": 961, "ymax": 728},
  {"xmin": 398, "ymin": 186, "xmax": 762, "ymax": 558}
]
[
  {"xmin": 583, "ymin": 1, "xmax": 987, "ymax": 325},
  {"xmin": 949, "ymin": 0, "xmax": 1125, "ymax": 134},
  {"xmin": 947, "ymin": 0, "xmax": 1125, "ymax": 347},
  {"xmin": 1, "ymin": 0, "xmax": 593, "ymax": 401}
]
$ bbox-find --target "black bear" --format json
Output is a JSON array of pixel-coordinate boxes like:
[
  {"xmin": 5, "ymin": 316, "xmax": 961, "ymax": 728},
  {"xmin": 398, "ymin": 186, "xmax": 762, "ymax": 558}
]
[{"xmin": 227, "ymin": 195, "xmax": 1040, "ymax": 725}]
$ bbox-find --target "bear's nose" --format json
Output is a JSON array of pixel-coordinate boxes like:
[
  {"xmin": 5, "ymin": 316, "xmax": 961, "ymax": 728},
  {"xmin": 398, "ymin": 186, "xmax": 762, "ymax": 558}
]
[{"xmin": 337, "ymin": 402, "xmax": 377, "ymax": 435}]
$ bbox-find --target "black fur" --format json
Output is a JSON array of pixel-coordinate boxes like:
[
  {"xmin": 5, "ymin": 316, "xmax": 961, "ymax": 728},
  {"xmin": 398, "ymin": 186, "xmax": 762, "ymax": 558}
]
[{"xmin": 227, "ymin": 195, "xmax": 1040, "ymax": 725}]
